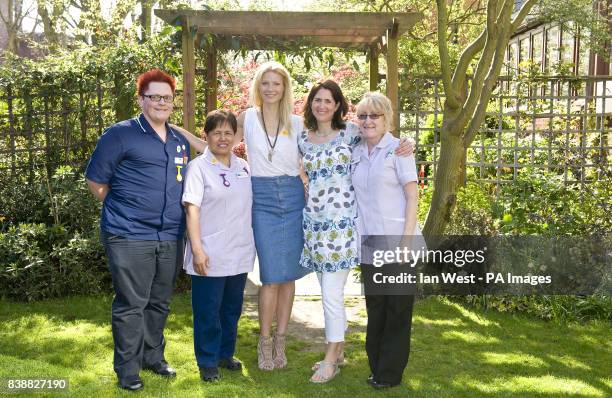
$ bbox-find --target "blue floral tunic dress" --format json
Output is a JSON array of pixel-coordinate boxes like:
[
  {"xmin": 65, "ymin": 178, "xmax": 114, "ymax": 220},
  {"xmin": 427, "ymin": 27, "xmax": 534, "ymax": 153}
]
[{"xmin": 298, "ymin": 124, "xmax": 361, "ymax": 273}]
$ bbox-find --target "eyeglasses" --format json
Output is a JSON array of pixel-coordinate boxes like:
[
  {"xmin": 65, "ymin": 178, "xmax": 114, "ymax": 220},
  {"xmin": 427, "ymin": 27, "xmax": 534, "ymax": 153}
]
[
  {"xmin": 208, "ymin": 131, "xmax": 235, "ymax": 139},
  {"xmin": 357, "ymin": 114, "xmax": 384, "ymax": 121},
  {"xmin": 143, "ymin": 94, "xmax": 174, "ymax": 103}
]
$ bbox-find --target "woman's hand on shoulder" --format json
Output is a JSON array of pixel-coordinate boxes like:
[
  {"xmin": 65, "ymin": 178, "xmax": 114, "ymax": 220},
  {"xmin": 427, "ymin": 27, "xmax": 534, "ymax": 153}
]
[{"xmin": 395, "ymin": 137, "xmax": 415, "ymax": 157}]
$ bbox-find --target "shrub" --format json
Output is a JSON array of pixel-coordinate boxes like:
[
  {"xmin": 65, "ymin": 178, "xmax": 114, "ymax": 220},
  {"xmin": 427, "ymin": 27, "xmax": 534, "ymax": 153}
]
[
  {"xmin": 0, "ymin": 223, "xmax": 109, "ymax": 301},
  {"xmin": 0, "ymin": 165, "xmax": 109, "ymax": 300},
  {"xmin": 0, "ymin": 172, "xmax": 49, "ymax": 227},
  {"xmin": 446, "ymin": 182, "xmax": 499, "ymax": 236},
  {"xmin": 441, "ymin": 172, "xmax": 611, "ymax": 323},
  {"xmin": 46, "ymin": 166, "xmax": 101, "ymax": 233},
  {"xmin": 0, "ymin": 166, "xmax": 100, "ymax": 231},
  {"xmin": 461, "ymin": 294, "xmax": 611, "ymax": 323},
  {"xmin": 495, "ymin": 169, "xmax": 611, "ymax": 236}
]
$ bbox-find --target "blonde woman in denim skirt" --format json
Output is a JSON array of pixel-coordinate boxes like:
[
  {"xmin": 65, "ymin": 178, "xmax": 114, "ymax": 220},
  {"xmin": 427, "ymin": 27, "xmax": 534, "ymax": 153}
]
[{"xmin": 236, "ymin": 61, "xmax": 311, "ymax": 370}]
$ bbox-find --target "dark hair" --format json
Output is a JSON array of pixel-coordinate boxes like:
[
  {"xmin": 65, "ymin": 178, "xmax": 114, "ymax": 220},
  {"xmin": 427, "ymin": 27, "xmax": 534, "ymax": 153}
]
[
  {"xmin": 203, "ymin": 110, "xmax": 237, "ymax": 134},
  {"xmin": 136, "ymin": 69, "xmax": 176, "ymax": 96},
  {"xmin": 303, "ymin": 80, "xmax": 348, "ymax": 131}
]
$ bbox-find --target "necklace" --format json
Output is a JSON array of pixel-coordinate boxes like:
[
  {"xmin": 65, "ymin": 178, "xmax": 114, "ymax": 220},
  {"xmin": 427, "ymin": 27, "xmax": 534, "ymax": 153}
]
[
  {"xmin": 260, "ymin": 110, "xmax": 280, "ymax": 162},
  {"xmin": 314, "ymin": 129, "xmax": 335, "ymax": 138}
]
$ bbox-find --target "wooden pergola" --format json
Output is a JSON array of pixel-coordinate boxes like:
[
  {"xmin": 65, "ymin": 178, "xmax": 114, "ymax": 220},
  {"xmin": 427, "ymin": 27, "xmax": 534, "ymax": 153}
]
[{"xmin": 154, "ymin": 10, "xmax": 423, "ymax": 136}]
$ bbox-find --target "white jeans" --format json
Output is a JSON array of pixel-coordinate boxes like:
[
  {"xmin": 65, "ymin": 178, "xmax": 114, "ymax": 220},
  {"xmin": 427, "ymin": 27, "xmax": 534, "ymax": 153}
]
[{"xmin": 317, "ymin": 269, "xmax": 350, "ymax": 343}]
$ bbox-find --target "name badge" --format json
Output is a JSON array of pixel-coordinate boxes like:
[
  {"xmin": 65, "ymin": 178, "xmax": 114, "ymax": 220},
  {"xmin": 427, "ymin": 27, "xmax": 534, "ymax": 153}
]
[
  {"xmin": 236, "ymin": 171, "xmax": 249, "ymax": 178},
  {"xmin": 174, "ymin": 157, "xmax": 184, "ymax": 165}
]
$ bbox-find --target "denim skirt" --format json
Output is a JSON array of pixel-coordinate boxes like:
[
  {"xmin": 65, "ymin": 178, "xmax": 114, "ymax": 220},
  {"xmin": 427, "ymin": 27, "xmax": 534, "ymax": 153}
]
[{"xmin": 252, "ymin": 175, "xmax": 311, "ymax": 284}]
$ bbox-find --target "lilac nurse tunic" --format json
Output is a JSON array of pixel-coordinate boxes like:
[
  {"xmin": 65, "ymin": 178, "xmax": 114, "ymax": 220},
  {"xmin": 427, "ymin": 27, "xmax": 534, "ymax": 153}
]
[
  {"xmin": 182, "ymin": 149, "xmax": 256, "ymax": 277},
  {"xmin": 351, "ymin": 132, "xmax": 425, "ymax": 264}
]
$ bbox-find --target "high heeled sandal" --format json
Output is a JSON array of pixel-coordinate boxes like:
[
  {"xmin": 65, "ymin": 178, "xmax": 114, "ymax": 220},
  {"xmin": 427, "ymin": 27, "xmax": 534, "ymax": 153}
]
[
  {"xmin": 310, "ymin": 361, "xmax": 340, "ymax": 383},
  {"xmin": 257, "ymin": 335, "xmax": 274, "ymax": 371},
  {"xmin": 272, "ymin": 333, "xmax": 287, "ymax": 369}
]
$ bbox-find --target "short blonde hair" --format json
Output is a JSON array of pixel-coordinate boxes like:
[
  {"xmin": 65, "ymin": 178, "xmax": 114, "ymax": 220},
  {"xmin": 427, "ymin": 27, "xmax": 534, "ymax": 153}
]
[
  {"xmin": 249, "ymin": 61, "xmax": 294, "ymax": 135},
  {"xmin": 356, "ymin": 92, "xmax": 393, "ymax": 132}
]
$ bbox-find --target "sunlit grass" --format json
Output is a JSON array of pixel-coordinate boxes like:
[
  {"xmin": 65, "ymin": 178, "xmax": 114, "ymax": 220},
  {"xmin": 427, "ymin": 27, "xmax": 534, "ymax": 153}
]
[
  {"xmin": 480, "ymin": 352, "xmax": 548, "ymax": 367},
  {"xmin": 0, "ymin": 294, "xmax": 609, "ymax": 397}
]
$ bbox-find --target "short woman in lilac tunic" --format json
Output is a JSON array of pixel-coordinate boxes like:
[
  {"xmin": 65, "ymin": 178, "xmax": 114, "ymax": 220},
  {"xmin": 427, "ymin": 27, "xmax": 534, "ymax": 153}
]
[{"xmin": 183, "ymin": 110, "xmax": 255, "ymax": 381}]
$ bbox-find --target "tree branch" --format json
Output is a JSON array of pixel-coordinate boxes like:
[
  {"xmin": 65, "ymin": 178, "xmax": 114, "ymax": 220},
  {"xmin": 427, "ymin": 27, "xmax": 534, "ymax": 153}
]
[
  {"xmin": 437, "ymin": 0, "xmax": 461, "ymax": 109},
  {"xmin": 451, "ymin": 29, "xmax": 486, "ymax": 91},
  {"xmin": 463, "ymin": 0, "xmax": 516, "ymax": 145},
  {"xmin": 463, "ymin": 0, "xmax": 538, "ymax": 144},
  {"xmin": 451, "ymin": 0, "xmax": 500, "ymax": 131},
  {"xmin": 511, "ymin": 0, "xmax": 538, "ymax": 31}
]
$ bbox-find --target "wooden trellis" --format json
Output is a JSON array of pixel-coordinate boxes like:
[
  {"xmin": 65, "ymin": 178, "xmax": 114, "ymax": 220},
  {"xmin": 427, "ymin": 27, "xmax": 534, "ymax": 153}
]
[
  {"xmin": 153, "ymin": 10, "xmax": 423, "ymax": 138},
  {"xmin": 405, "ymin": 75, "xmax": 612, "ymax": 188}
]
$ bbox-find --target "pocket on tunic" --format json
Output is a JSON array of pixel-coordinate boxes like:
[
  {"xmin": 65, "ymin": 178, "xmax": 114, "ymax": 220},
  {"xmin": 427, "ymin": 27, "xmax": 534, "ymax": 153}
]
[{"xmin": 201, "ymin": 229, "xmax": 226, "ymax": 264}]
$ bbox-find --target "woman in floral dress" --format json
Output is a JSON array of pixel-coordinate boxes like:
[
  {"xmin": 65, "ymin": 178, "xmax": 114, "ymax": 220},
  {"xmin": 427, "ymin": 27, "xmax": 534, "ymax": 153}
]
[{"xmin": 299, "ymin": 80, "xmax": 412, "ymax": 383}]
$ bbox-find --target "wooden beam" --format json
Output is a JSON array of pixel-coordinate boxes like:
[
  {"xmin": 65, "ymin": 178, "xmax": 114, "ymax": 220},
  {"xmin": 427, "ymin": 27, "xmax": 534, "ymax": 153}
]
[
  {"xmin": 181, "ymin": 17, "xmax": 196, "ymax": 153},
  {"xmin": 386, "ymin": 22, "xmax": 400, "ymax": 137},
  {"xmin": 155, "ymin": 10, "xmax": 422, "ymax": 36},
  {"xmin": 213, "ymin": 35, "xmax": 382, "ymax": 50},
  {"xmin": 196, "ymin": 26, "xmax": 386, "ymax": 37},
  {"xmin": 369, "ymin": 45, "xmax": 379, "ymax": 91},
  {"xmin": 205, "ymin": 40, "xmax": 217, "ymax": 114}
]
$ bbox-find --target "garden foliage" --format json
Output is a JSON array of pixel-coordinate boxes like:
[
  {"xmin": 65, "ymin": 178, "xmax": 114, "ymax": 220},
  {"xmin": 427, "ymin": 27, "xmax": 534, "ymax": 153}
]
[
  {"xmin": 418, "ymin": 176, "xmax": 611, "ymax": 322},
  {"xmin": 0, "ymin": 30, "xmax": 184, "ymax": 300},
  {"xmin": 0, "ymin": 166, "xmax": 108, "ymax": 301}
]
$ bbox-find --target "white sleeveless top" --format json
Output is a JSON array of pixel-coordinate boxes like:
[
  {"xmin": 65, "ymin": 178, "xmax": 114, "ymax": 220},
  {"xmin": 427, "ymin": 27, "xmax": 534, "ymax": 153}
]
[{"xmin": 243, "ymin": 107, "xmax": 302, "ymax": 177}]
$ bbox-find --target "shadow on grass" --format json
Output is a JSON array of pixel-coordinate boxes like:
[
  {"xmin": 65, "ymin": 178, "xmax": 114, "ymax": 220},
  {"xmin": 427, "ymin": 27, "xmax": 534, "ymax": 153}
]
[
  {"xmin": 396, "ymin": 297, "xmax": 611, "ymax": 397},
  {"xmin": 0, "ymin": 293, "xmax": 609, "ymax": 397}
]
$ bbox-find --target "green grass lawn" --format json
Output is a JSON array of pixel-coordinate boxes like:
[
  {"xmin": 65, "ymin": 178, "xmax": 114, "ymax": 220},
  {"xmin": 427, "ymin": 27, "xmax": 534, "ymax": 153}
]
[{"xmin": 0, "ymin": 294, "xmax": 610, "ymax": 397}]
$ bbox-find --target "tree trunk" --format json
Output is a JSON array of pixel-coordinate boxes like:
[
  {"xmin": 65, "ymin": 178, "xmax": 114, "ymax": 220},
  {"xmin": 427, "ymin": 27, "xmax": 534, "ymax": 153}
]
[
  {"xmin": 6, "ymin": 29, "xmax": 18, "ymax": 53},
  {"xmin": 423, "ymin": 0, "xmax": 538, "ymax": 236},
  {"xmin": 37, "ymin": 2, "xmax": 59, "ymax": 45},
  {"xmin": 3, "ymin": 0, "xmax": 21, "ymax": 54},
  {"xmin": 140, "ymin": 0, "xmax": 152, "ymax": 42},
  {"xmin": 423, "ymin": 128, "xmax": 465, "ymax": 237}
]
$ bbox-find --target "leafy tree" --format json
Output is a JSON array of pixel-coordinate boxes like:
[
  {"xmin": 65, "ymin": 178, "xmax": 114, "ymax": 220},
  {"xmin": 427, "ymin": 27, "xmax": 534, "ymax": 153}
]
[
  {"xmin": 36, "ymin": 0, "xmax": 68, "ymax": 46},
  {"xmin": 424, "ymin": 0, "xmax": 610, "ymax": 236},
  {"xmin": 0, "ymin": 0, "xmax": 37, "ymax": 53}
]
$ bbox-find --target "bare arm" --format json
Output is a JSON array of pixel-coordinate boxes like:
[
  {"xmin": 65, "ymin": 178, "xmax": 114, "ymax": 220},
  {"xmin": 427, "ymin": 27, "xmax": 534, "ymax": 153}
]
[
  {"xmin": 87, "ymin": 179, "xmax": 109, "ymax": 201},
  {"xmin": 349, "ymin": 121, "xmax": 414, "ymax": 156},
  {"xmin": 236, "ymin": 111, "xmax": 246, "ymax": 144},
  {"xmin": 170, "ymin": 124, "xmax": 207, "ymax": 153},
  {"xmin": 402, "ymin": 181, "xmax": 419, "ymax": 241},
  {"xmin": 298, "ymin": 156, "xmax": 309, "ymax": 199},
  {"xmin": 185, "ymin": 203, "xmax": 209, "ymax": 276}
]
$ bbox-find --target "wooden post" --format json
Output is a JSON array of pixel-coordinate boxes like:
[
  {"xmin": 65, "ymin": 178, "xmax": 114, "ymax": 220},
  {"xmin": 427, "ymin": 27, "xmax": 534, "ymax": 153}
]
[
  {"xmin": 182, "ymin": 17, "xmax": 196, "ymax": 154},
  {"xmin": 205, "ymin": 40, "xmax": 218, "ymax": 114},
  {"xmin": 386, "ymin": 21, "xmax": 400, "ymax": 137},
  {"xmin": 369, "ymin": 45, "xmax": 379, "ymax": 91}
]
